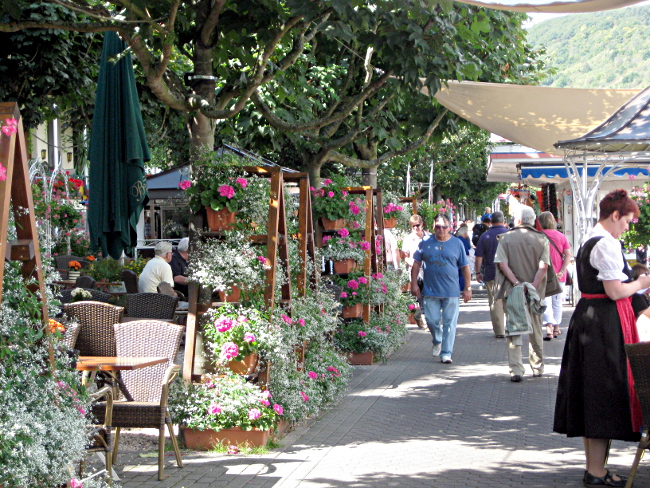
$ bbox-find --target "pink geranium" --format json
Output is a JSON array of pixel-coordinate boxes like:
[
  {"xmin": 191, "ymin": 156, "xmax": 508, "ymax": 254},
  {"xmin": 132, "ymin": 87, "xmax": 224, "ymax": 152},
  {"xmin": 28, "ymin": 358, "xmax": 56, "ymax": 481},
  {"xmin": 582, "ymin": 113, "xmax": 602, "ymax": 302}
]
[
  {"xmin": 1, "ymin": 118, "xmax": 17, "ymax": 137},
  {"xmin": 218, "ymin": 184, "xmax": 236, "ymax": 199},
  {"xmin": 300, "ymin": 391, "xmax": 309, "ymax": 402},
  {"xmin": 338, "ymin": 228, "xmax": 350, "ymax": 238},
  {"xmin": 359, "ymin": 240, "xmax": 370, "ymax": 250},
  {"xmin": 178, "ymin": 180, "xmax": 191, "ymax": 190},
  {"xmin": 70, "ymin": 478, "xmax": 83, "ymax": 488},
  {"xmin": 349, "ymin": 202, "xmax": 361, "ymax": 215},
  {"xmin": 322, "ymin": 236, "xmax": 332, "ymax": 244},
  {"xmin": 358, "ymin": 276, "xmax": 368, "ymax": 284},
  {"xmin": 244, "ymin": 332, "xmax": 256, "ymax": 343},
  {"xmin": 0, "ymin": 164, "xmax": 7, "ymax": 182},
  {"xmin": 221, "ymin": 342, "xmax": 239, "ymax": 360},
  {"xmin": 248, "ymin": 408, "xmax": 262, "ymax": 420},
  {"xmin": 237, "ymin": 315, "xmax": 249, "ymax": 322},
  {"xmin": 358, "ymin": 331, "xmax": 367, "ymax": 337},
  {"xmin": 322, "ymin": 179, "xmax": 333, "ymax": 186},
  {"xmin": 215, "ymin": 317, "xmax": 235, "ymax": 333},
  {"xmin": 273, "ymin": 404, "xmax": 284, "ymax": 415},
  {"xmin": 236, "ymin": 177, "xmax": 248, "ymax": 188},
  {"xmin": 208, "ymin": 402, "xmax": 222, "ymax": 415},
  {"xmin": 347, "ymin": 279, "xmax": 359, "ymax": 290},
  {"xmin": 408, "ymin": 303, "xmax": 417, "ymax": 311},
  {"xmin": 261, "ymin": 398, "xmax": 271, "ymax": 406},
  {"xmin": 340, "ymin": 291, "xmax": 348, "ymax": 298},
  {"xmin": 281, "ymin": 314, "xmax": 292, "ymax": 325},
  {"xmin": 263, "ymin": 390, "xmax": 272, "ymax": 398},
  {"xmin": 308, "ymin": 371, "xmax": 318, "ymax": 379},
  {"xmin": 297, "ymin": 318, "xmax": 306, "ymax": 327},
  {"xmin": 327, "ymin": 191, "xmax": 335, "ymax": 198}
]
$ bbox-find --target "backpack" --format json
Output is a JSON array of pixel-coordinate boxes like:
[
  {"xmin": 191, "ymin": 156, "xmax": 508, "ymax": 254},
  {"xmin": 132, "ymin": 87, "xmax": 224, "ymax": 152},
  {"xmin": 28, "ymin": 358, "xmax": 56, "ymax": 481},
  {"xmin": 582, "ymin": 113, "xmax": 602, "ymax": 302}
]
[{"xmin": 472, "ymin": 224, "xmax": 487, "ymax": 247}]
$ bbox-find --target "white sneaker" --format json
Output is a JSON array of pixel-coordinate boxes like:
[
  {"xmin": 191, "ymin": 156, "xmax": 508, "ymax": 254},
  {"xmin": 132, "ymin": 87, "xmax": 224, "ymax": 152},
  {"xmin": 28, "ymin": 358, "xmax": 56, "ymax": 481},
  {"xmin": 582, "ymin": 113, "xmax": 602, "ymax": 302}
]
[
  {"xmin": 441, "ymin": 357, "xmax": 452, "ymax": 364},
  {"xmin": 432, "ymin": 343, "xmax": 441, "ymax": 357}
]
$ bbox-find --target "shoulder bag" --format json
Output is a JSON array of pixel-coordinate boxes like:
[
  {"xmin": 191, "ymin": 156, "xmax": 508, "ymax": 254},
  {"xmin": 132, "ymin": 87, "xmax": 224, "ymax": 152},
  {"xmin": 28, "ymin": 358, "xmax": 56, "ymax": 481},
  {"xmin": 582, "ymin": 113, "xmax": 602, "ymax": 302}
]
[{"xmin": 544, "ymin": 233, "xmax": 573, "ymax": 286}]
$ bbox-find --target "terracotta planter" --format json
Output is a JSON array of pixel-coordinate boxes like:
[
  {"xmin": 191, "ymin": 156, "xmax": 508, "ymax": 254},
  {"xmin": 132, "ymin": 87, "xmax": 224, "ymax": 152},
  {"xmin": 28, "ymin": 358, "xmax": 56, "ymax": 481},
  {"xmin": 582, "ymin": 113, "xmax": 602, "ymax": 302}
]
[
  {"xmin": 274, "ymin": 419, "xmax": 291, "ymax": 437},
  {"xmin": 183, "ymin": 426, "xmax": 271, "ymax": 450},
  {"xmin": 218, "ymin": 285, "xmax": 241, "ymax": 303},
  {"xmin": 401, "ymin": 282, "xmax": 411, "ymax": 293},
  {"xmin": 408, "ymin": 313, "xmax": 417, "ymax": 324},
  {"xmin": 321, "ymin": 217, "xmax": 345, "ymax": 231},
  {"xmin": 206, "ymin": 207, "xmax": 237, "ymax": 232},
  {"xmin": 384, "ymin": 216, "xmax": 397, "ymax": 229},
  {"xmin": 227, "ymin": 353, "xmax": 259, "ymax": 375},
  {"xmin": 341, "ymin": 303, "xmax": 363, "ymax": 319},
  {"xmin": 345, "ymin": 350, "xmax": 374, "ymax": 365},
  {"xmin": 333, "ymin": 259, "xmax": 358, "ymax": 274}
]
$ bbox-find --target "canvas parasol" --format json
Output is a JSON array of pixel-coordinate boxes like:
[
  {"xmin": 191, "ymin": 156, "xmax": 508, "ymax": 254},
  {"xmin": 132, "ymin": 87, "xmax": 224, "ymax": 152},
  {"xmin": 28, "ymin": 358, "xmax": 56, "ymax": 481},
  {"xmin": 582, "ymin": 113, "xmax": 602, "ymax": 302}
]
[{"xmin": 88, "ymin": 31, "xmax": 150, "ymax": 259}]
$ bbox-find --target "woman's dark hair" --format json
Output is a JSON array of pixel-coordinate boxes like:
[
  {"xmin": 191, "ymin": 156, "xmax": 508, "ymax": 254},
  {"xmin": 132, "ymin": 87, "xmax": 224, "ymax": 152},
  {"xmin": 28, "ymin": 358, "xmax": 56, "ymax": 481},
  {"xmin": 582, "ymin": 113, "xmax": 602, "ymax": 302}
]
[
  {"xmin": 599, "ymin": 189, "xmax": 639, "ymax": 220},
  {"xmin": 632, "ymin": 263, "xmax": 649, "ymax": 280}
]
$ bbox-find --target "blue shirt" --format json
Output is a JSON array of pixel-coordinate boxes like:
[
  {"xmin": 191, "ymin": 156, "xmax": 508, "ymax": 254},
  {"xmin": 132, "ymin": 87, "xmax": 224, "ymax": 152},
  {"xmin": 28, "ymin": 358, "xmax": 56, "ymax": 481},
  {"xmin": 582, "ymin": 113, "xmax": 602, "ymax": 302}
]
[
  {"xmin": 474, "ymin": 225, "xmax": 509, "ymax": 282},
  {"xmin": 413, "ymin": 235, "xmax": 468, "ymax": 297}
]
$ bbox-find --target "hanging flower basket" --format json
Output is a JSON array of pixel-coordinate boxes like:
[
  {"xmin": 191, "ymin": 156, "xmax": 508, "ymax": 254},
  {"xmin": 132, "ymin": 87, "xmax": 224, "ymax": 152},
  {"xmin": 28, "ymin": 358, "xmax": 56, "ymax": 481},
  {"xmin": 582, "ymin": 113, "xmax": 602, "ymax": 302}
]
[
  {"xmin": 218, "ymin": 285, "xmax": 241, "ymax": 303},
  {"xmin": 384, "ymin": 217, "xmax": 397, "ymax": 229},
  {"xmin": 321, "ymin": 217, "xmax": 345, "ymax": 231},
  {"xmin": 183, "ymin": 426, "xmax": 271, "ymax": 450},
  {"xmin": 345, "ymin": 350, "xmax": 374, "ymax": 365},
  {"xmin": 333, "ymin": 259, "xmax": 358, "ymax": 274},
  {"xmin": 206, "ymin": 207, "xmax": 237, "ymax": 232},
  {"xmin": 341, "ymin": 303, "xmax": 363, "ymax": 319},
  {"xmin": 227, "ymin": 352, "xmax": 259, "ymax": 375}
]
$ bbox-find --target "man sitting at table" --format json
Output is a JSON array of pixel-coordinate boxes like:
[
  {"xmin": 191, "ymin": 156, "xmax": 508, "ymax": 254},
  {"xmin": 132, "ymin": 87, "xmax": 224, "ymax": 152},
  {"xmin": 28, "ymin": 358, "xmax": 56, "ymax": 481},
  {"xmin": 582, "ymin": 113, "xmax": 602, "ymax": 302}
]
[
  {"xmin": 170, "ymin": 237, "xmax": 189, "ymax": 297},
  {"xmin": 139, "ymin": 241, "xmax": 174, "ymax": 293}
]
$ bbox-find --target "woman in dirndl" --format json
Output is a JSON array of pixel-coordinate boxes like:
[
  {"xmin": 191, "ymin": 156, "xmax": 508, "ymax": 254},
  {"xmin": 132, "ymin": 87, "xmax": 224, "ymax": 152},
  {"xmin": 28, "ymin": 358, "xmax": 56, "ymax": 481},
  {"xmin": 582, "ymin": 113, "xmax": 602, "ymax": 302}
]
[{"xmin": 554, "ymin": 189, "xmax": 650, "ymax": 487}]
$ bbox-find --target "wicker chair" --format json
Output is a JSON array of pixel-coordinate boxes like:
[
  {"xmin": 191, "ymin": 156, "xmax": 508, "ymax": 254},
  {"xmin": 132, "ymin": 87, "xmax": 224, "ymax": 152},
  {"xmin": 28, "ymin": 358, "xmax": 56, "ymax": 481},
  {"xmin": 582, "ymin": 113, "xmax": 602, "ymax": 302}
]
[
  {"xmin": 64, "ymin": 301, "xmax": 124, "ymax": 357},
  {"xmin": 92, "ymin": 320, "xmax": 184, "ymax": 480},
  {"xmin": 75, "ymin": 275, "xmax": 97, "ymax": 289},
  {"xmin": 624, "ymin": 342, "xmax": 650, "ymax": 487},
  {"xmin": 125, "ymin": 292, "xmax": 179, "ymax": 320},
  {"xmin": 61, "ymin": 288, "xmax": 113, "ymax": 305},
  {"xmin": 55, "ymin": 254, "xmax": 89, "ymax": 279},
  {"xmin": 122, "ymin": 269, "xmax": 139, "ymax": 294},
  {"xmin": 79, "ymin": 385, "xmax": 114, "ymax": 481},
  {"xmin": 62, "ymin": 321, "xmax": 81, "ymax": 350}
]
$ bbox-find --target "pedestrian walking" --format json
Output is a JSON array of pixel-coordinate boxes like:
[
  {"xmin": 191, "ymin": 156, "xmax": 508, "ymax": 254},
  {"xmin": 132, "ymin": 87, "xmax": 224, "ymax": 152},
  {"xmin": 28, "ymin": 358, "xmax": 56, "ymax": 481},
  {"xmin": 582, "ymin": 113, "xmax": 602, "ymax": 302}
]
[
  {"xmin": 410, "ymin": 214, "xmax": 471, "ymax": 364},
  {"xmin": 474, "ymin": 211, "xmax": 508, "ymax": 338}
]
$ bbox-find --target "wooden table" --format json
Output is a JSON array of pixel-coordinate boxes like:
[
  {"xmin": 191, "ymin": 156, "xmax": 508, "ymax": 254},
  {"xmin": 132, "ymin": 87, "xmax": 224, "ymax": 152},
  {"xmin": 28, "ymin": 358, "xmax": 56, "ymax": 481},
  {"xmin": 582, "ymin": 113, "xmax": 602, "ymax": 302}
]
[
  {"xmin": 76, "ymin": 356, "xmax": 167, "ymax": 400},
  {"xmin": 76, "ymin": 356, "xmax": 167, "ymax": 371}
]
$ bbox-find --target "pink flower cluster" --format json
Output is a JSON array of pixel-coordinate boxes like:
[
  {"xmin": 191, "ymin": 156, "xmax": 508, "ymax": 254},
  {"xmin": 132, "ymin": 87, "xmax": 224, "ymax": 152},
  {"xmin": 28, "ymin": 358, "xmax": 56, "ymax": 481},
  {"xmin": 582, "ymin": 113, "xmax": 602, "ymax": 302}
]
[
  {"xmin": 221, "ymin": 341, "xmax": 239, "ymax": 360},
  {"xmin": 307, "ymin": 371, "xmax": 318, "ymax": 379},
  {"xmin": 327, "ymin": 366, "xmax": 341, "ymax": 377},
  {"xmin": 208, "ymin": 402, "xmax": 222, "ymax": 415},
  {"xmin": 338, "ymin": 228, "xmax": 350, "ymax": 238},
  {"xmin": 349, "ymin": 201, "xmax": 361, "ymax": 215},
  {"xmin": 244, "ymin": 332, "xmax": 256, "ymax": 343},
  {"xmin": 219, "ymin": 184, "xmax": 236, "ymax": 199},
  {"xmin": 383, "ymin": 202, "xmax": 403, "ymax": 214},
  {"xmin": 178, "ymin": 180, "xmax": 191, "ymax": 190},
  {"xmin": 273, "ymin": 404, "xmax": 284, "ymax": 415},
  {"xmin": 1, "ymin": 118, "xmax": 17, "ymax": 137},
  {"xmin": 358, "ymin": 331, "xmax": 367, "ymax": 337},
  {"xmin": 215, "ymin": 317, "xmax": 235, "ymax": 332},
  {"xmin": 248, "ymin": 408, "xmax": 262, "ymax": 420},
  {"xmin": 300, "ymin": 391, "xmax": 309, "ymax": 402}
]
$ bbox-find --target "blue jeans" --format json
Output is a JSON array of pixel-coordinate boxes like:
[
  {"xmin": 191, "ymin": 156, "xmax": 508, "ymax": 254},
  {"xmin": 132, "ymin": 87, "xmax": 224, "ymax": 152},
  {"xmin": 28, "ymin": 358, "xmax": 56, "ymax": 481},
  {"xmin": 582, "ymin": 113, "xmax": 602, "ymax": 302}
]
[{"xmin": 423, "ymin": 296, "xmax": 460, "ymax": 358}]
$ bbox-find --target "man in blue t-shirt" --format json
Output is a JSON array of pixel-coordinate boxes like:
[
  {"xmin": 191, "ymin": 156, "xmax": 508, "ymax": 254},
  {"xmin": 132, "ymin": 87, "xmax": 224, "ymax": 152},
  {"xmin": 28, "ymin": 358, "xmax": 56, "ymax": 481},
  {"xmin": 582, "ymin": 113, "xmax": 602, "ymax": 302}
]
[
  {"xmin": 474, "ymin": 211, "xmax": 509, "ymax": 339},
  {"xmin": 410, "ymin": 214, "xmax": 472, "ymax": 364}
]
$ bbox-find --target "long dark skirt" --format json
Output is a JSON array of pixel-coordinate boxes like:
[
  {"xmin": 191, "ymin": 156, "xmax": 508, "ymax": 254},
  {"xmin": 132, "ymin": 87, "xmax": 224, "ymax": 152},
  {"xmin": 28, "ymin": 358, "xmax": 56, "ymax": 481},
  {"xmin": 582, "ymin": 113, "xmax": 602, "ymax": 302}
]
[{"xmin": 553, "ymin": 297, "xmax": 640, "ymax": 442}]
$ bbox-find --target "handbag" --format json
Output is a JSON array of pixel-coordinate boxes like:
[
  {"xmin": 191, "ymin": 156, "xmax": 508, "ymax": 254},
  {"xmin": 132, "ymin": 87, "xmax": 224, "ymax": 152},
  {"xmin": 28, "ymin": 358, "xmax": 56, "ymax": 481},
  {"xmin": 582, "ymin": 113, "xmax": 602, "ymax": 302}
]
[{"xmin": 544, "ymin": 233, "xmax": 572, "ymax": 286}]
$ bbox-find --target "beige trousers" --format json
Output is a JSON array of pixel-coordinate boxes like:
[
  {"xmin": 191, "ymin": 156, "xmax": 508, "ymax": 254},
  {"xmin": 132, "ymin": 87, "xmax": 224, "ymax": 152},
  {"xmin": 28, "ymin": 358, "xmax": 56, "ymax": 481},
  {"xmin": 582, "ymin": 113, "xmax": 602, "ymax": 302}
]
[
  {"xmin": 485, "ymin": 280, "xmax": 505, "ymax": 337},
  {"xmin": 506, "ymin": 310, "xmax": 544, "ymax": 377}
]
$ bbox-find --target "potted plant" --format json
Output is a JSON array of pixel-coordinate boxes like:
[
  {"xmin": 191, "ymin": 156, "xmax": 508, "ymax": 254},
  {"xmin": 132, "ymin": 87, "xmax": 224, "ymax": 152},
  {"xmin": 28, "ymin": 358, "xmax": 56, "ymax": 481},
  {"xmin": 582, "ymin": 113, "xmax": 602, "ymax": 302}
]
[
  {"xmin": 333, "ymin": 320, "xmax": 383, "ymax": 365},
  {"xmin": 332, "ymin": 272, "xmax": 371, "ymax": 318},
  {"xmin": 70, "ymin": 287, "xmax": 93, "ymax": 303},
  {"xmin": 320, "ymin": 228, "xmax": 369, "ymax": 273},
  {"xmin": 169, "ymin": 373, "xmax": 284, "ymax": 449},
  {"xmin": 202, "ymin": 304, "xmax": 277, "ymax": 374},
  {"xmin": 382, "ymin": 202, "xmax": 404, "ymax": 229},
  {"xmin": 85, "ymin": 257, "xmax": 124, "ymax": 285},
  {"xmin": 182, "ymin": 151, "xmax": 259, "ymax": 231},
  {"xmin": 187, "ymin": 232, "xmax": 270, "ymax": 301},
  {"xmin": 68, "ymin": 260, "xmax": 82, "ymax": 280},
  {"xmin": 311, "ymin": 179, "xmax": 355, "ymax": 230}
]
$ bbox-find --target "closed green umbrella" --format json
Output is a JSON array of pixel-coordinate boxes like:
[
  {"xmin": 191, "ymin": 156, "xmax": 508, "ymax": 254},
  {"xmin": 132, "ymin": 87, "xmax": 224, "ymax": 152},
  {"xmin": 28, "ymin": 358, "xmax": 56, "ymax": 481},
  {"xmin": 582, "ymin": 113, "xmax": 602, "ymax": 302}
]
[{"xmin": 88, "ymin": 31, "xmax": 150, "ymax": 259}]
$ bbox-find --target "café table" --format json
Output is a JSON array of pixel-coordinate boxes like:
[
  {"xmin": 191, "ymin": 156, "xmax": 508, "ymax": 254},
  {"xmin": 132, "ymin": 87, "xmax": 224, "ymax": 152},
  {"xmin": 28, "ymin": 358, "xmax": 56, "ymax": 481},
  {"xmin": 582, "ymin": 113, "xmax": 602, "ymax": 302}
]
[{"xmin": 76, "ymin": 356, "xmax": 167, "ymax": 400}]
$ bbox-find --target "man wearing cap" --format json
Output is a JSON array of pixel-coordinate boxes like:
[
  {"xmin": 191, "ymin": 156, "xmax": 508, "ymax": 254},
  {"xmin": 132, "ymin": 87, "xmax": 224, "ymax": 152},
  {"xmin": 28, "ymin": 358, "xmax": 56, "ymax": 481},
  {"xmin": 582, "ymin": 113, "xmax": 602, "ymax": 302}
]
[{"xmin": 139, "ymin": 241, "xmax": 174, "ymax": 293}]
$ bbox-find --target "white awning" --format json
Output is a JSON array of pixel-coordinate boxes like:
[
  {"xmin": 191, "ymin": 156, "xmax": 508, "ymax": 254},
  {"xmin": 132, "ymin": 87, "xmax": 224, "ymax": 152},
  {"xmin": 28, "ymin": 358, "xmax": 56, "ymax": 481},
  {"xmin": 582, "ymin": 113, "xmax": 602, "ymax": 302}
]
[{"xmin": 430, "ymin": 81, "xmax": 640, "ymax": 156}]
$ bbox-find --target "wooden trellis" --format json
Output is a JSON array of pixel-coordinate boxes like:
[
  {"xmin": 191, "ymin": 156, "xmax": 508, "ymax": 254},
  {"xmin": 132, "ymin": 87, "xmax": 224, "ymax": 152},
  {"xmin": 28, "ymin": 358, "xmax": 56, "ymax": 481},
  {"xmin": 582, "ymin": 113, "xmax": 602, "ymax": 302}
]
[
  {"xmin": 0, "ymin": 102, "xmax": 48, "ymax": 323},
  {"xmin": 182, "ymin": 166, "xmax": 316, "ymax": 382}
]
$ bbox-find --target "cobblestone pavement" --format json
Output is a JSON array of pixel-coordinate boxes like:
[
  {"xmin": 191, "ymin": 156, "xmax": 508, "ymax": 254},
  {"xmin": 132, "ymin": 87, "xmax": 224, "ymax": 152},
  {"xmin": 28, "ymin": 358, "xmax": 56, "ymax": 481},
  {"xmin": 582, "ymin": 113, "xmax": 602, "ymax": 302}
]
[{"xmin": 114, "ymin": 288, "xmax": 650, "ymax": 487}]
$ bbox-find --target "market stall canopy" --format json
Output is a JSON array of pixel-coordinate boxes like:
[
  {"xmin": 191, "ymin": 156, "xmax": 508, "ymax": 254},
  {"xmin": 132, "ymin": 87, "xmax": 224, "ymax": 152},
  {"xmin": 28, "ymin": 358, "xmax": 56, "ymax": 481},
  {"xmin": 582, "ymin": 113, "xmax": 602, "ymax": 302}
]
[
  {"xmin": 88, "ymin": 32, "xmax": 150, "ymax": 260},
  {"xmin": 555, "ymin": 85, "xmax": 650, "ymax": 153},
  {"xmin": 520, "ymin": 164, "xmax": 649, "ymax": 181},
  {"xmin": 430, "ymin": 81, "xmax": 640, "ymax": 156},
  {"xmin": 453, "ymin": 0, "xmax": 644, "ymax": 12}
]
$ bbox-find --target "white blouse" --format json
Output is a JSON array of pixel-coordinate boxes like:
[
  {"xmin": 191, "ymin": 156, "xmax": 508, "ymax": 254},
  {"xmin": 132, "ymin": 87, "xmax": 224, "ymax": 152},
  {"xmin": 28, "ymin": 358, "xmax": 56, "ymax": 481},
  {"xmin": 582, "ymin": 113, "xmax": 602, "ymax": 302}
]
[{"xmin": 586, "ymin": 223, "xmax": 629, "ymax": 282}]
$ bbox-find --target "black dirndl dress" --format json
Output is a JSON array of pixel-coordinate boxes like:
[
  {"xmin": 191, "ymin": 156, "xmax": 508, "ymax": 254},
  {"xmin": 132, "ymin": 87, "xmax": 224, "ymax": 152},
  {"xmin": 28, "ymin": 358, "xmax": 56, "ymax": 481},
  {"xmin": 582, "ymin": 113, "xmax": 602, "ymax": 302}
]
[{"xmin": 553, "ymin": 236, "xmax": 640, "ymax": 442}]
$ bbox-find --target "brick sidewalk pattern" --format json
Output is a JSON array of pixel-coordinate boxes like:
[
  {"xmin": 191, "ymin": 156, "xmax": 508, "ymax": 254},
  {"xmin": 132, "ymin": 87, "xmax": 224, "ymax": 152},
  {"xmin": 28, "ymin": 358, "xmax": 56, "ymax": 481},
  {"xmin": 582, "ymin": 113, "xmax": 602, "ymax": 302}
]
[{"xmin": 114, "ymin": 288, "xmax": 650, "ymax": 487}]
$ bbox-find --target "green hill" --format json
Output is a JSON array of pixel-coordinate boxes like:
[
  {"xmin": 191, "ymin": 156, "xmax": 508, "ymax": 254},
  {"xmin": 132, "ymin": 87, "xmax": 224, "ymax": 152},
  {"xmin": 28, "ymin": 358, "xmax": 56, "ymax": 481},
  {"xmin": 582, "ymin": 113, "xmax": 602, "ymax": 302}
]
[{"xmin": 527, "ymin": 5, "xmax": 650, "ymax": 88}]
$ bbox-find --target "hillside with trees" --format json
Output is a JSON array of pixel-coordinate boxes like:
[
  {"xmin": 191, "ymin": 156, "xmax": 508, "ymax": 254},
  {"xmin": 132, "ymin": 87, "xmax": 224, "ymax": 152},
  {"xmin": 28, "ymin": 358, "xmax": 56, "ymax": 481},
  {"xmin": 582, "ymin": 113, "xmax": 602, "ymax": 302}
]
[{"xmin": 527, "ymin": 4, "xmax": 650, "ymax": 88}]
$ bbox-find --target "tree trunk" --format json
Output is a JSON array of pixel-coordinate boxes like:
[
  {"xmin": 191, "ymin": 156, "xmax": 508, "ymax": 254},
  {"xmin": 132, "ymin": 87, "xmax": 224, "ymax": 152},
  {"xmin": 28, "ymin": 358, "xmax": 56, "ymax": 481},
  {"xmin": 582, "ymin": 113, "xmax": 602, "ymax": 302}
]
[{"xmin": 361, "ymin": 166, "xmax": 378, "ymax": 188}]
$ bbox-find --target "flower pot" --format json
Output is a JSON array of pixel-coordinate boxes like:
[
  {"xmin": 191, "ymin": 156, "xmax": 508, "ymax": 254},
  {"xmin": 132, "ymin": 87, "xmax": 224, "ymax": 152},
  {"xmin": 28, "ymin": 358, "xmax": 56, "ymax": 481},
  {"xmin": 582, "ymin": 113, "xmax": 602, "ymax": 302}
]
[
  {"xmin": 333, "ymin": 259, "xmax": 358, "ymax": 274},
  {"xmin": 183, "ymin": 426, "xmax": 271, "ymax": 450},
  {"xmin": 206, "ymin": 207, "xmax": 237, "ymax": 232},
  {"xmin": 401, "ymin": 282, "xmax": 411, "ymax": 293},
  {"xmin": 321, "ymin": 217, "xmax": 345, "ymax": 231},
  {"xmin": 218, "ymin": 285, "xmax": 241, "ymax": 303},
  {"xmin": 341, "ymin": 303, "xmax": 363, "ymax": 318},
  {"xmin": 274, "ymin": 419, "xmax": 291, "ymax": 437},
  {"xmin": 345, "ymin": 350, "xmax": 374, "ymax": 365},
  {"xmin": 227, "ymin": 353, "xmax": 259, "ymax": 375},
  {"xmin": 68, "ymin": 270, "xmax": 81, "ymax": 280},
  {"xmin": 408, "ymin": 313, "xmax": 417, "ymax": 324},
  {"xmin": 384, "ymin": 216, "xmax": 397, "ymax": 228}
]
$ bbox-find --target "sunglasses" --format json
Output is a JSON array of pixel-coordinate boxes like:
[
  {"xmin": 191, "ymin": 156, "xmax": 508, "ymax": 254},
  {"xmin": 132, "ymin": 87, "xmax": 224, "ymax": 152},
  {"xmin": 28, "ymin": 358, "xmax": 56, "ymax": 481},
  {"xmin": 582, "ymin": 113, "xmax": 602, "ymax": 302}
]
[
  {"xmin": 411, "ymin": 224, "xmax": 421, "ymax": 228},
  {"xmin": 434, "ymin": 225, "xmax": 449, "ymax": 230}
]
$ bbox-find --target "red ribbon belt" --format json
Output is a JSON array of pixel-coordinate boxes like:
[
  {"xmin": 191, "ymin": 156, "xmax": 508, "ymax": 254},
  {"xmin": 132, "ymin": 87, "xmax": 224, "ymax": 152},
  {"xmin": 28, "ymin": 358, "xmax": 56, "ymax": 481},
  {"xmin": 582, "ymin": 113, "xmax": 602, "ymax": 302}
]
[{"xmin": 581, "ymin": 293, "xmax": 642, "ymax": 432}]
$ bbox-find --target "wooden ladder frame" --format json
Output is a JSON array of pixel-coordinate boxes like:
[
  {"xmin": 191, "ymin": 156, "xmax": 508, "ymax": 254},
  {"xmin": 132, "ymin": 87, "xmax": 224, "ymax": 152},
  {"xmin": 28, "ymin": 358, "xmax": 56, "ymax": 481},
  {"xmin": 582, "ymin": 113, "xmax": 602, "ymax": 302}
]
[
  {"xmin": 183, "ymin": 166, "xmax": 316, "ymax": 381},
  {"xmin": 0, "ymin": 102, "xmax": 48, "ymax": 322}
]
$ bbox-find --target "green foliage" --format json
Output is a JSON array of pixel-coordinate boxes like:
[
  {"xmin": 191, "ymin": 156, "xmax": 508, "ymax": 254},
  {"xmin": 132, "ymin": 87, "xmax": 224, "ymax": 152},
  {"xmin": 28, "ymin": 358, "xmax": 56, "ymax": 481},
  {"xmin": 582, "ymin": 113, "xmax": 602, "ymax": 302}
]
[
  {"xmin": 623, "ymin": 184, "xmax": 650, "ymax": 248},
  {"xmin": 527, "ymin": 5, "xmax": 650, "ymax": 88},
  {"xmin": 85, "ymin": 257, "xmax": 123, "ymax": 283}
]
